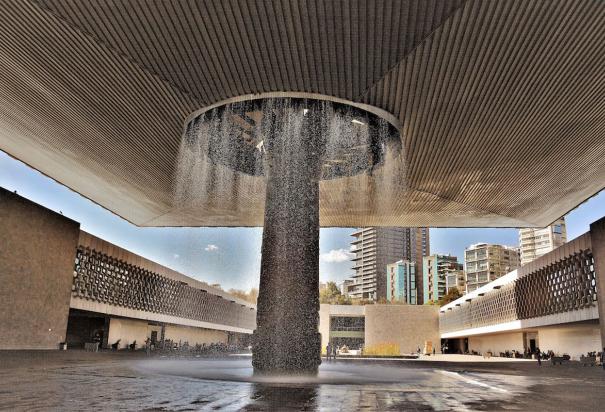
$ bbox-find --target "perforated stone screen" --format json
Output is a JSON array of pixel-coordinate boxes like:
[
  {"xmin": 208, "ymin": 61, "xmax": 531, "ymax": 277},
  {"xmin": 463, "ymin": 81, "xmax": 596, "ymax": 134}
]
[
  {"xmin": 72, "ymin": 246, "xmax": 256, "ymax": 330},
  {"xmin": 440, "ymin": 238, "xmax": 597, "ymax": 334}
]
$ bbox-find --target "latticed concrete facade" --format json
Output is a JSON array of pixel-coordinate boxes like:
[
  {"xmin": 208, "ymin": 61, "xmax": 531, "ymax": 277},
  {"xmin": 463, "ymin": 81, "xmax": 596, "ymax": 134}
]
[
  {"xmin": 73, "ymin": 247, "xmax": 256, "ymax": 331},
  {"xmin": 515, "ymin": 249, "xmax": 595, "ymax": 319},
  {"xmin": 1, "ymin": 190, "xmax": 257, "ymax": 350},
  {"xmin": 441, "ymin": 233, "xmax": 596, "ymax": 335},
  {"xmin": 72, "ymin": 232, "xmax": 256, "ymax": 333}
]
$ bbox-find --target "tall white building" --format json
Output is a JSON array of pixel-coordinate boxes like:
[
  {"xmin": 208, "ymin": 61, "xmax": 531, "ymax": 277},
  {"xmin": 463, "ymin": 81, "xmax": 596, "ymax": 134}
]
[{"xmin": 519, "ymin": 218, "xmax": 567, "ymax": 265}]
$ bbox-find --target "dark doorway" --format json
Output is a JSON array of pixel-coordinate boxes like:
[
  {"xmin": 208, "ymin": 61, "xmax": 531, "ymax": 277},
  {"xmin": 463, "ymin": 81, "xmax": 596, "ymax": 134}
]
[
  {"xmin": 150, "ymin": 330, "xmax": 158, "ymax": 344},
  {"xmin": 441, "ymin": 338, "xmax": 468, "ymax": 354},
  {"xmin": 65, "ymin": 309, "xmax": 107, "ymax": 349}
]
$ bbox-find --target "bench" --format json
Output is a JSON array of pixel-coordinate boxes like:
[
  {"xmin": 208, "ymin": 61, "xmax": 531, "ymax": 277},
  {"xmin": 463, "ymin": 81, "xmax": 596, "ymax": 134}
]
[
  {"xmin": 550, "ymin": 356, "xmax": 569, "ymax": 365},
  {"xmin": 580, "ymin": 355, "xmax": 596, "ymax": 366}
]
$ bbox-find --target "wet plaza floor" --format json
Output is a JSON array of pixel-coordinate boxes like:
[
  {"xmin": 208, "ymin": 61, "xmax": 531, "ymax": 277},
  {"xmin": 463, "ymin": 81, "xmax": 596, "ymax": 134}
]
[{"xmin": 1, "ymin": 351, "xmax": 604, "ymax": 411}]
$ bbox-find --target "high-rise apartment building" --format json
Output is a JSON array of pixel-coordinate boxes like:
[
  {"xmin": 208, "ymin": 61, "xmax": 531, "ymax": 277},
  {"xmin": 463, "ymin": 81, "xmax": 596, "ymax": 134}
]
[
  {"xmin": 422, "ymin": 254, "xmax": 463, "ymax": 303},
  {"xmin": 386, "ymin": 260, "xmax": 417, "ymax": 304},
  {"xmin": 445, "ymin": 269, "xmax": 466, "ymax": 295},
  {"xmin": 345, "ymin": 227, "xmax": 429, "ymax": 301},
  {"xmin": 519, "ymin": 218, "xmax": 567, "ymax": 265},
  {"xmin": 464, "ymin": 243, "xmax": 520, "ymax": 292}
]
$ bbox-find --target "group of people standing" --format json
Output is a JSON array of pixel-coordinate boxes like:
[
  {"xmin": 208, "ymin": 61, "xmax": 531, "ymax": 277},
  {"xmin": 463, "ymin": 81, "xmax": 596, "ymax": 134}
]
[{"xmin": 325, "ymin": 342, "xmax": 338, "ymax": 360}]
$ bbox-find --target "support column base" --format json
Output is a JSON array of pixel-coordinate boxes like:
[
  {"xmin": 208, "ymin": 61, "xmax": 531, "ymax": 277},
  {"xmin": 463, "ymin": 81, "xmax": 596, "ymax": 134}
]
[{"xmin": 252, "ymin": 328, "xmax": 322, "ymax": 374}]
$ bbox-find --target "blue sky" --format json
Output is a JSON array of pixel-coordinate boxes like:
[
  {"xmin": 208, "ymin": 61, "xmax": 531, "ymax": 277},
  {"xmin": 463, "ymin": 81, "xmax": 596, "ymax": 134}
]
[{"xmin": 2, "ymin": 150, "xmax": 604, "ymax": 291}]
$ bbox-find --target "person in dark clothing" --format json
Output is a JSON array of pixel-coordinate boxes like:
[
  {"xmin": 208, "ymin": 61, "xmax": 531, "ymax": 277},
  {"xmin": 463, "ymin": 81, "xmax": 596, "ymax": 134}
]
[
  {"xmin": 535, "ymin": 347, "xmax": 542, "ymax": 366},
  {"xmin": 326, "ymin": 343, "xmax": 331, "ymax": 361},
  {"xmin": 601, "ymin": 348, "xmax": 605, "ymax": 370}
]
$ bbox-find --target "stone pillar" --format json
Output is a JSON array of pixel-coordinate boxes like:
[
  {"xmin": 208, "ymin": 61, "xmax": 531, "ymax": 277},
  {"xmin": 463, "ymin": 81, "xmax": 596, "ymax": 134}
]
[
  {"xmin": 590, "ymin": 216, "xmax": 605, "ymax": 348},
  {"xmin": 252, "ymin": 110, "xmax": 323, "ymax": 374}
]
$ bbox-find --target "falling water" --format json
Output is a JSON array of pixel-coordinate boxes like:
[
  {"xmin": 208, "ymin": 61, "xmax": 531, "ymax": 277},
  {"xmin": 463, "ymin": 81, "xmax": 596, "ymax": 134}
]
[
  {"xmin": 172, "ymin": 98, "xmax": 404, "ymax": 373},
  {"xmin": 172, "ymin": 98, "xmax": 404, "ymax": 222}
]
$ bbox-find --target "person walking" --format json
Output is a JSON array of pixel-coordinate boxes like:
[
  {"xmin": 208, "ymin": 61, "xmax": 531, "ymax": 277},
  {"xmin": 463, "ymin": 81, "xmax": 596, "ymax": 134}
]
[
  {"xmin": 332, "ymin": 344, "xmax": 338, "ymax": 360},
  {"xmin": 326, "ymin": 343, "xmax": 331, "ymax": 361},
  {"xmin": 535, "ymin": 347, "xmax": 542, "ymax": 366}
]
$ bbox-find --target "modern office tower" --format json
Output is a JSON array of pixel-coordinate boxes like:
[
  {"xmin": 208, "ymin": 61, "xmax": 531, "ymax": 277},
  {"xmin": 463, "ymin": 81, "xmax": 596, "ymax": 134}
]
[
  {"xmin": 386, "ymin": 260, "xmax": 417, "ymax": 304},
  {"xmin": 464, "ymin": 243, "xmax": 520, "ymax": 293},
  {"xmin": 422, "ymin": 254, "xmax": 463, "ymax": 303},
  {"xmin": 519, "ymin": 218, "xmax": 567, "ymax": 265},
  {"xmin": 346, "ymin": 227, "xmax": 429, "ymax": 301}
]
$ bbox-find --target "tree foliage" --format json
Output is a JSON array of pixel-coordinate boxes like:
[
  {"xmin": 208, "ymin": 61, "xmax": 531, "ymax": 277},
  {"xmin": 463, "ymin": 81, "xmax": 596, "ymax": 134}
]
[
  {"xmin": 319, "ymin": 281, "xmax": 352, "ymax": 305},
  {"xmin": 437, "ymin": 288, "xmax": 463, "ymax": 306},
  {"xmin": 227, "ymin": 287, "xmax": 259, "ymax": 304}
]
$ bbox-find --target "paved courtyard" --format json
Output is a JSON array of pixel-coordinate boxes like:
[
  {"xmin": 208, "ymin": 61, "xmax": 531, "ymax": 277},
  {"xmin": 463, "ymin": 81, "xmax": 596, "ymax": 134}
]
[{"xmin": 0, "ymin": 351, "xmax": 603, "ymax": 411}]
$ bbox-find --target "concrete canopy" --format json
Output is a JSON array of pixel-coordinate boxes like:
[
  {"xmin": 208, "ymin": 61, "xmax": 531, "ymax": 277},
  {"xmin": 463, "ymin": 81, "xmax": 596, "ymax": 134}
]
[{"xmin": 0, "ymin": 0, "xmax": 604, "ymax": 227}]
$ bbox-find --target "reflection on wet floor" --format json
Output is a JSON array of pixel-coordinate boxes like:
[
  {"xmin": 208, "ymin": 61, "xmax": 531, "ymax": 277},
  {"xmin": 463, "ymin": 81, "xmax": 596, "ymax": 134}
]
[
  {"xmin": 245, "ymin": 385, "xmax": 319, "ymax": 411},
  {"xmin": 0, "ymin": 357, "xmax": 539, "ymax": 411}
]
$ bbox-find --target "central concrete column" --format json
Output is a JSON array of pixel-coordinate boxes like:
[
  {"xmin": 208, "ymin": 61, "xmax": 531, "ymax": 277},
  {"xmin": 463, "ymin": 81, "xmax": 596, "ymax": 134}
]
[
  {"xmin": 590, "ymin": 216, "xmax": 605, "ymax": 349},
  {"xmin": 252, "ymin": 110, "xmax": 323, "ymax": 374}
]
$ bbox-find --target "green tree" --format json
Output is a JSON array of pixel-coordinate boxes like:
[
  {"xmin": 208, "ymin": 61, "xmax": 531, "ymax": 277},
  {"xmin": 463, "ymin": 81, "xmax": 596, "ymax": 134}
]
[
  {"xmin": 437, "ymin": 288, "xmax": 463, "ymax": 306},
  {"xmin": 319, "ymin": 281, "xmax": 352, "ymax": 304}
]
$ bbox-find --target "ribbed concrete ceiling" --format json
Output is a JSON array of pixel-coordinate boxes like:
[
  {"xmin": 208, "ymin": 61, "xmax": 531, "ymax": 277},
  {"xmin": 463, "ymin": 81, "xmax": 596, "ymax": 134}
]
[{"xmin": 0, "ymin": 0, "xmax": 604, "ymax": 227}]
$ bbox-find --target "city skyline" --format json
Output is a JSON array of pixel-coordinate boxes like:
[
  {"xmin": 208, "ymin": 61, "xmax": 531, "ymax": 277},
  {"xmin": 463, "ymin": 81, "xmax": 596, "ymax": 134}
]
[{"xmin": 2, "ymin": 150, "xmax": 604, "ymax": 292}]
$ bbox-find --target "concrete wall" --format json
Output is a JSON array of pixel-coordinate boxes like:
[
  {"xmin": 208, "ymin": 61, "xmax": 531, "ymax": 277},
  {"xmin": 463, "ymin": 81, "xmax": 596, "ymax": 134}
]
[
  {"xmin": 0, "ymin": 189, "xmax": 80, "ymax": 349},
  {"xmin": 468, "ymin": 332, "xmax": 524, "ymax": 355},
  {"xmin": 107, "ymin": 318, "xmax": 228, "ymax": 349},
  {"xmin": 590, "ymin": 216, "xmax": 605, "ymax": 349},
  {"xmin": 107, "ymin": 318, "xmax": 149, "ymax": 349},
  {"xmin": 319, "ymin": 304, "xmax": 365, "ymax": 352},
  {"xmin": 364, "ymin": 305, "xmax": 440, "ymax": 355},
  {"xmin": 464, "ymin": 322, "xmax": 601, "ymax": 359},
  {"xmin": 538, "ymin": 322, "xmax": 601, "ymax": 360},
  {"xmin": 164, "ymin": 325, "xmax": 227, "ymax": 345}
]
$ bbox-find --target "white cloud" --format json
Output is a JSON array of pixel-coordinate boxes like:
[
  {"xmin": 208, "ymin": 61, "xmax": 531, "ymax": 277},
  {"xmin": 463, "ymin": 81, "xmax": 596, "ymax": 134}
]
[
  {"xmin": 173, "ymin": 254, "xmax": 180, "ymax": 259},
  {"xmin": 204, "ymin": 244, "xmax": 219, "ymax": 252},
  {"xmin": 320, "ymin": 248, "xmax": 354, "ymax": 263}
]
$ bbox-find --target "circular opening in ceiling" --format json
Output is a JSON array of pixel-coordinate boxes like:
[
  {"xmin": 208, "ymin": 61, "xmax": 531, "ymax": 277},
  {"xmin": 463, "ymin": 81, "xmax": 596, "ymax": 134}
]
[{"xmin": 183, "ymin": 96, "xmax": 401, "ymax": 180}]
